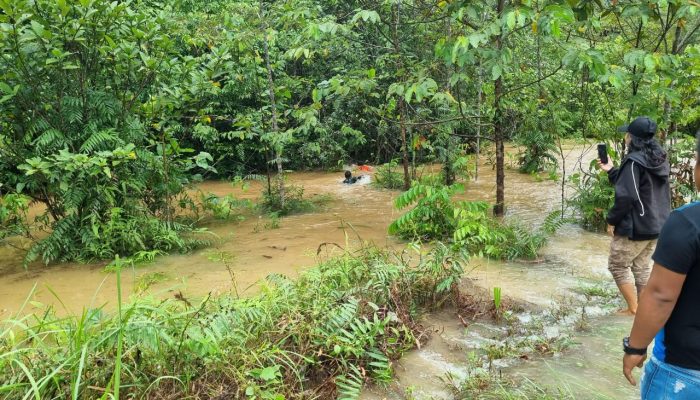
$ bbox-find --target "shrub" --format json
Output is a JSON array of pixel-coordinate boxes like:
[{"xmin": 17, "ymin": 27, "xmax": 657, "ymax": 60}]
[
  {"xmin": 390, "ymin": 182, "xmax": 561, "ymax": 260},
  {"xmin": 0, "ymin": 245, "xmax": 465, "ymax": 399},
  {"xmin": 0, "ymin": 193, "xmax": 30, "ymax": 241},
  {"xmin": 568, "ymin": 161, "xmax": 615, "ymax": 231},
  {"xmin": 260, "ymin": 184, "xmax": 331, "ymax": 216},
  {"xmin": 372, "ymin": 160, "xmax": 404, "ymax": 190},
  {"xmin": 0, "ymin": 0, "xmax": 214, "ymax": 264},
  {"xmin": 198, "ymin": 192, "xmax": 252, "ymax": 221}
]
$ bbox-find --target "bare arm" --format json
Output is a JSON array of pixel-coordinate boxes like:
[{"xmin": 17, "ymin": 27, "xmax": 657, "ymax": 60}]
[
  {"xmin": 629, "ymin": 264, "xmax": 686, "ymax": 349},
  {"xmin": 623, "ymin": 263, "xmax": 686, "ymax": 385}
]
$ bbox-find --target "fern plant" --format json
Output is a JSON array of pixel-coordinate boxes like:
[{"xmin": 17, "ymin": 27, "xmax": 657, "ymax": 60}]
[{"xmin": 390, "ymin": 181, "xmax": 563, "ymax": 261}]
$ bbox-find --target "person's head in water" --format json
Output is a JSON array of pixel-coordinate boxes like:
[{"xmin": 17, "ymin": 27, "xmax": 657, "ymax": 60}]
[
  {"xmin": 620, "ymin": 116, "xmax": 667, "ymax": 166},
  {"xmin": 344, "ymin": 170, "xmax": 352, "ymax": 180}
]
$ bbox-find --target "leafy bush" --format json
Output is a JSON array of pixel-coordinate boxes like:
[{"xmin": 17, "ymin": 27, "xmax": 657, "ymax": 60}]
[
  {"xmin": 15, "ymin": 146, "xmax": 206, "ymax": 264},
  {"xmin": 198, "ymin": 192, "xmax": 252, "ymax": 221},
  {"xmin": 372, "ymin": 160, "xmax": 404, "ymax": 190},
  {"xmin": 516, "ymin": 131, "xmax": 559, "ymax": 174},
  {"xmin": 260, "ymin": 184, "xmax": 331, "ymax": 216},
  {"xmin": 390, "ymin": 182, "xmax": 560, "ymax": 260},
  {"xmin": 0, "ymin": 0, "xmax": 217, "ymax": 264},
  {"xmin": 389, "ymin": 182, "xmax": 461, "ymax": 240},
  {"xmin": 568, "ymin": 162, "xmax": 615, "ymax": 231},
  {"xmin": 0, "ymin": 193, "xmax": 30, "ymax": 241},
  {"xmin": 667, "ymin": 136, "xmax": 700, "ymax": 208},
  {"xmin": 0, "ymin": 245, "xmax": 465, "ymax": 399}
]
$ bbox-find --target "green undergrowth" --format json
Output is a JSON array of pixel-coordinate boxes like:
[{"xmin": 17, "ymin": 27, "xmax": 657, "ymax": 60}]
[
  {"xmin": 446, "ymin": 373, "xmax": 579, "ymax": 400},
  {"xmin": 372, "ymin": 160, "xmax": 404, "ymax": 190},
  {"xmin": 261, "ymin": 184, "xmax": 333, "ymax": 216},
  {"xmin": 0, "ymin": 244, "xmax": 466, "ymax": 399},
  {"xmin": 389, "ymin": 181, "xmax": 563, "ymax": 260}
]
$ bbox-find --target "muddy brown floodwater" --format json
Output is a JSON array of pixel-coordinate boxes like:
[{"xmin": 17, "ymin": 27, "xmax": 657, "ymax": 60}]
[{"xmin": 0, "ymin": 143, "xmax": 639, "ymax": 399}]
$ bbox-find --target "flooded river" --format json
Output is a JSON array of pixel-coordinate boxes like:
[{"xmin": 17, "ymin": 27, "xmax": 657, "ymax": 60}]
[{"xmin": 0, "ymin": 143, "xmax": 639, "ymax": 398}]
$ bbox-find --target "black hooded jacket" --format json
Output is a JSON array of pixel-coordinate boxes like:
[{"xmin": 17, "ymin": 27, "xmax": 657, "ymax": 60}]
[{"xmin": 606, "ymin": 151, "xmax": 671, "ymax": 240}]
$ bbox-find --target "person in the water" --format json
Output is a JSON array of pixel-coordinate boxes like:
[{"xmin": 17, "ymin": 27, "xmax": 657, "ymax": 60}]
[{"xmin": 343, "ymin": 170, "xmax": 364, "ymax": 184}]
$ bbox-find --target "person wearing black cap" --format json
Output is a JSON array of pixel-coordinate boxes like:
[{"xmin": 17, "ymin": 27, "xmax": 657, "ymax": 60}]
[{"xmin": 598, "ymin": 116, "xmax": 671, "ymax": 316}]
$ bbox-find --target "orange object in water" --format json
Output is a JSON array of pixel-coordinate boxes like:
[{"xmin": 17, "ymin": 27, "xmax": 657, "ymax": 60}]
[{"xmin": 358, "ymin": 165, "xmax": 373, "ymax": 172}]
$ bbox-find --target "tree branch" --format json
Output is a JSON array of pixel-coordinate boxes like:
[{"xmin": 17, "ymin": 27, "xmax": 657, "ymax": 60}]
[
  {"xmin": 679, "ymin": 20, "xmax": 700, "ymax": 52},
  {"xmin": 502, "ymin": 63, "xmax": 563, "ymax": 97}
]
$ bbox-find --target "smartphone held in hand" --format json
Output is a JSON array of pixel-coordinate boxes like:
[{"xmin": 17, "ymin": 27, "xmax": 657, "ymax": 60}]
[{"xmin": 597, "ymin": 143, "xmax": 608, "ymax": 164}]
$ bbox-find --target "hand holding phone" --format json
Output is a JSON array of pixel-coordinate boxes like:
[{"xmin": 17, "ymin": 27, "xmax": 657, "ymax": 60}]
[{"xmin": 597, "ymin": 143, "xmax": 608, "ymax": 165}]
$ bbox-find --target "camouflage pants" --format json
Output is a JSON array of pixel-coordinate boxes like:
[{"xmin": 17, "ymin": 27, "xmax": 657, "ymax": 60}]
[{"xmin": 608, "ymin": 235, "xmax": 657, "ymax": 287}]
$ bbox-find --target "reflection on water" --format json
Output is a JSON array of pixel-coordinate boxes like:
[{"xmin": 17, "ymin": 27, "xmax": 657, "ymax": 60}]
[{"xmin": 0, "ymin": 144, "xmax": 636, "ymax": 398}]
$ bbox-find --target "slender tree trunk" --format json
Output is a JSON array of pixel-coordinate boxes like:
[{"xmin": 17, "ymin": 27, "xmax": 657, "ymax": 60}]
[
  {"xmin": 161, "ymin": 131, "xmax": 172, "ymax": 229},
  {"xmin": 260, "ymin": 0, "xmax": 284, "ymax": 208},
  {"xmin": 493, "ymin": 0, "xmax": 506, "ymax": 217},
  {"xmin": 661, "ymin": 23, "xmax": 684, "ymax": 143},
  {"xmin": 626, "ymin": 21, "xmax": 644, "ymax": 127},
  {"xmin": 400, "ymin": 101, "xmax": 410, "ymax": 190},
  {"xmin": 443, "ymin": 17, "xmax": 455, "ymax": 186},
  {"xmin": 392, "ymin": 2, "xmax": 411, "ymax": 191},
  {"xmin": 476, "ymin": 61, "xmax": 483, "ymax": 182}
]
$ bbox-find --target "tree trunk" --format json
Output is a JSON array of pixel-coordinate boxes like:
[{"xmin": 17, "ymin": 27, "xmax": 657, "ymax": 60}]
[
  {"xmin": 400, "ymin": 100, "xmax": 410, "ymax": 190},
  {"xmin": 392, "ymin": 2, "xmax": 411, "ymax": 191},
  {"xmin": 493, "ymin": 0, "xmax": 506, "ymax": 217},
  {"xmin": 261, "ymin": 0, "xmax": 284, "ymax": 208},
  {"xmin": 443, "ymin": 16, "xmax": 455, "ymax": 186},
  {"xmin": 661, "ymin": 23, "xmax": 684, "ymax": 143}
]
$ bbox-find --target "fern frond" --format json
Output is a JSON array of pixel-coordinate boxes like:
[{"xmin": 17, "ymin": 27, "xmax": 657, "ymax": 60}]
[
  {"xmin": 33, "ymin": 129, "xmax": 66, "ymax": 150},
  {"xmin": 80, "ymin": 129, "xmax": 120, "ymax": 152},
  {"xmin": 336, "ymin": 364, "xmax": 363, "ymax": 400}
]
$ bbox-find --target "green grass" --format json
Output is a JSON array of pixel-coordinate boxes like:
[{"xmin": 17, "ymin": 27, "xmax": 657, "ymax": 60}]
[{"xmin": 0, "ymin": 243, "xmax": 465, "ymax": 399}]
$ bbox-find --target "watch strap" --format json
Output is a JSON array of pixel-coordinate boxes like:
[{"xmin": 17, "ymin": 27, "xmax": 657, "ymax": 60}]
[{"xmin": 623, "ymin": 336, "xmax": 647, "ymax": 355}]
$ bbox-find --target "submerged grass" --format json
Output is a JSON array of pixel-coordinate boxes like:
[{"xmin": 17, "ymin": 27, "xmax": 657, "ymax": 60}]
[{"xmin": 0, "ymin": 243, "xmax": 465, "ymax": 399}]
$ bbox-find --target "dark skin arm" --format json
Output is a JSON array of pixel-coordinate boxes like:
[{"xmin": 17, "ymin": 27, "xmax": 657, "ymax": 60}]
[{"xmin": 623, "ymin": 263, "xmax": 687, "ymax": 385}]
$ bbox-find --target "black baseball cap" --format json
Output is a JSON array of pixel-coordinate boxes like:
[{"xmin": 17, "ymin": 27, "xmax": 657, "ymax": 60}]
[{"xmin": 618, "ymin": 116, "xmax": 657, "ymax": 139}]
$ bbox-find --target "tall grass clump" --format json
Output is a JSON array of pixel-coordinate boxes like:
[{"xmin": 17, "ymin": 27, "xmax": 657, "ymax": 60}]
[{"xmin": 0, "ymin": 244, "xmax": 465, "ymax": 399}]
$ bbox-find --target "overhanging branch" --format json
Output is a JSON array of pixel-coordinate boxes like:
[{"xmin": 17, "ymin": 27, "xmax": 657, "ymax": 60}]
[{"xmin": 502, "ymin": 63, "xmax": 563, "ymax": 97}]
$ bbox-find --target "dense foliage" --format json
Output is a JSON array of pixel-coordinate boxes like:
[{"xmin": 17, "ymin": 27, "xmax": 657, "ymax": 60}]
[
  {"xmin": 3, "ymin": 0, "xmax": 700, "ymax": 261},
  {"xmin": 0, "ymin": 245, "xmax": 465, "ymax": 399}
]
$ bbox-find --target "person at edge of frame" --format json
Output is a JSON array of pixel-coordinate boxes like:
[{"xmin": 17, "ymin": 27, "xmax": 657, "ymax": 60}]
[{"xmin": 621, "ymin": 131, "xmax": 700, "ymax": 398}]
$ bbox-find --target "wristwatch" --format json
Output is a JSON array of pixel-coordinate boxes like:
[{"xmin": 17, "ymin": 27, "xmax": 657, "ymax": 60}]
[{"xmin": 623, "ymin": 336, "xmax": 647, "ymax": 355}]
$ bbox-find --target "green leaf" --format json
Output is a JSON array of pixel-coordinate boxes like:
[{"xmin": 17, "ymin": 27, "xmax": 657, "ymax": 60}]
[
  {"xmin": 258, "ymin": 366, "xmax": 278, "ymax": 381},
  {"xmin": 644, "ymin": 54, "xmax": 656, "ymax": 71},
  {"xmin": 30, "ymin": 21, "xmax": 45, "ymax": 38},
  {"xmin": 491, "ymin": 64, "xmax": 502, "ymax": 81},
  {"xmin": 368, "ymin": 68, "xmax": 376, "ymax": 79},
  {"xmin": 608, "ymin": 73, "xmax": 622, "ymax": 88},
  {"xmin": 506, "ymin": 12, "xmax": 516, "ymax": 30},
  {"xmin": 404, "ymin": 86, "xmax": 415, "ymax": 103},
  {"xmin": 468, "ymin": 33, "xmax": 482, "ymax": 48},
  {"xmin": 57, "ymin": 0, "xmax": 69, "ymax": 16}
]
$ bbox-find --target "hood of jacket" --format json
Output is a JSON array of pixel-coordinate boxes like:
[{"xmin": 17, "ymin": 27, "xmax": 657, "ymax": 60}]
[{"xmin": 623, "ymin": 151, "xmax": 670, "ymax": 178}]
